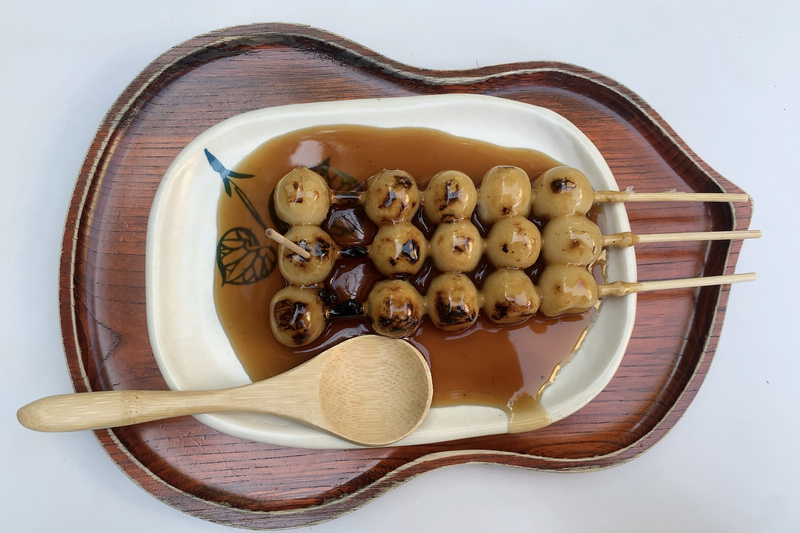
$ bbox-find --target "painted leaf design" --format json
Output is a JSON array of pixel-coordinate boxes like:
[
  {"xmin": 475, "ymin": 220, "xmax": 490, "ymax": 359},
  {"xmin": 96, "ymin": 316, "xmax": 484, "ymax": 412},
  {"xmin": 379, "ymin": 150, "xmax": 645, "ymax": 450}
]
[{"xmin": 217, "ymin": 227, "xmax": 277, "ymax": 285}]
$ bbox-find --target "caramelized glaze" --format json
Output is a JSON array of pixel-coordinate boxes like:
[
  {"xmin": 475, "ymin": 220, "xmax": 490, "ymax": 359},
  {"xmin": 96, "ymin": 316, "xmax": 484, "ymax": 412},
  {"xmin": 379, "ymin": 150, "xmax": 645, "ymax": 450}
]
[{"xmin": 215, "ymin": 125, "xmax": 598, "ymax": 429}]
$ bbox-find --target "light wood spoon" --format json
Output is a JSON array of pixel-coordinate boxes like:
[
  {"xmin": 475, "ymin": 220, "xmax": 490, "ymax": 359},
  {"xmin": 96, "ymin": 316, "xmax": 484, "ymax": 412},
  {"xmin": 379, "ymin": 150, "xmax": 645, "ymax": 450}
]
[{"xmin": 17, "ymin": 336, "xmax": 433, "ymax": 447}]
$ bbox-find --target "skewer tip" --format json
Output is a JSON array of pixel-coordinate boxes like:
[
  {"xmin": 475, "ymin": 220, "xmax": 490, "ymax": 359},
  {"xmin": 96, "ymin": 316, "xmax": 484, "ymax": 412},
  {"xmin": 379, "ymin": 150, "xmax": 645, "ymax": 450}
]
[{"xmin": 265, "ymin": 228, "xmax": 311, "ymax": 259}]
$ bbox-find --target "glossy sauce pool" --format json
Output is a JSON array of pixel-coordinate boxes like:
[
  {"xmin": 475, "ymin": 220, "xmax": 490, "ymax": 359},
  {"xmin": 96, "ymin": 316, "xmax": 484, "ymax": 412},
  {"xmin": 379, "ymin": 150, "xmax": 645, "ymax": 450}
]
[{"xmin": 214, "ymin": 125, "xmax": 598, "ymax": 432}]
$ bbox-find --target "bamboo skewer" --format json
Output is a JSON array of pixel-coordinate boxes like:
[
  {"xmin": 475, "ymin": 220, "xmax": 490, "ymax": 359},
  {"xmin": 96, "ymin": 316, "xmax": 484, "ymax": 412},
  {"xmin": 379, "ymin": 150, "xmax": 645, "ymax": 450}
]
[
  {"xmin": 265, "ymin": 228, "xmax": 311, "ymax": 259},
  {"xmin": 593, "ymin": 190, "xmax": 751, "ymax": 203},
  {"xmin": 599, "ymin": 272, "xmax": 757, "ymax": 298},
  {"xmin": 270, "ymin": 267, "xmax": 759, "ymax": 343},
  {"xmin": 270, "ymin": 217, "xmax": 761, "ymax": 272},
  {"xmin": 601, "ymin": 229, "xmax": 762, "ymax": 247}
]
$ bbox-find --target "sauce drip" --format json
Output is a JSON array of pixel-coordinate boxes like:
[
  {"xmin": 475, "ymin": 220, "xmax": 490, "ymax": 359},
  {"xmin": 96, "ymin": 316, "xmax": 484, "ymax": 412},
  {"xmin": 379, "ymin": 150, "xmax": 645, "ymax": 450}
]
[{"xmin": 214, "ymin": 125, "xmax": 598, "ymax": 432}]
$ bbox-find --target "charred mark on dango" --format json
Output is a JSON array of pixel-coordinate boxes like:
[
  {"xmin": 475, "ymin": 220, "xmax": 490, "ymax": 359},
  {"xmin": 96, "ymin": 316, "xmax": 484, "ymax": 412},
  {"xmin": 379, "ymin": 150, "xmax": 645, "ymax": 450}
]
[
  {"xmin": 492, "ymin": 302, "xmax": 511, "ymax": 321},
  {"xmin": 433, "ymin": 295, "xmax": 476, "ymax": 327},
  {"xmin": 273, "ymin": 298, "xmax": 313, "ymax": 345},
  {"xmin": 442, "ymin": 180, "xmax": 461, "ymax": 208},
  {"xmin": 378, "ymin": 305, "xmax": 421, "ymax": 335},
  {"xmin": 550, "ymin": 177, "xmax": 578, "ymax": 193}
]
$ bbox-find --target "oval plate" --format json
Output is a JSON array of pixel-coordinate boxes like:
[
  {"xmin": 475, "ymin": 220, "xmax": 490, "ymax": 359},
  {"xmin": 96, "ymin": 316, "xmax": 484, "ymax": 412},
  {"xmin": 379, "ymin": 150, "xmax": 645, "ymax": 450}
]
[{"xmin": 146, "ymin": 94, "xmax": 637, "ymax": 448}]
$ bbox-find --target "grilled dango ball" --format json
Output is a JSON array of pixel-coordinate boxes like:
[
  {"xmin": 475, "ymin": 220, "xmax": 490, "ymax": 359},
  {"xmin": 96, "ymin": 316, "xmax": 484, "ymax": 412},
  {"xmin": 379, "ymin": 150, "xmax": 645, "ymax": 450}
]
[
  {"xmin": 365, "ymin": 280, "xmax": 425, "ymax": 338},
  {"xmin": 363, "ymin": 169, "xmax": 421, "ymax": 224},
  {"xmin": 541, "ymin": 215, "xmax": 603, "ymax": 266},
  {"xmin": 273, "ymin": 168, "xmax": 331, "ymax": 226},
  {"xmin": 423, "ymin": 170, "xmax": 478, "ymax": 223},
  {"xmin": 430, "ymin": 219, "xmax": 485, "ymax": 273},
  {"xmin": 369, "ymin": 222, "xmax": 429, "ymax": 276},
  {"xmin": 476, "ymin": 166, "xmax": 532, "ymax": 224},
  {"xmin": 537, "ymin": 265, "xmax": 599, "ymax": 317},
  {"xmin": 485, "ymin": 215, "xmax": 542, "ymax": 269},
  {"xmin": 531, "ymin": 166, "xmax": 594, "ymax": 219},
  {"xmin": 269, "ymin": 286, "xmax": 326, "ymax": 347},
  {"xmin": 278, "ymin": 225, "xmax": 337, "ymax": 286},
  {"xmin": 481, "ymin": 269, "xmax": 541, "ymax": 324},
  {"xmin": 425, "ymin": 273, "xmax": 480, "ymax": 332}
]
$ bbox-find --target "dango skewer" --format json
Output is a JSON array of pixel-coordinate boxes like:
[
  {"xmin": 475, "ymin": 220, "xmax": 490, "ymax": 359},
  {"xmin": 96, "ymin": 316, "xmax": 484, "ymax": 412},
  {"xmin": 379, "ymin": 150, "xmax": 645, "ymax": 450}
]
[
  {"xmin": 273, "ymin": 164, "xmax": 752, "ymax": 227},
  {"xmin": 269, "ymin": 266, "xmax": 757, "ymax": 347}
]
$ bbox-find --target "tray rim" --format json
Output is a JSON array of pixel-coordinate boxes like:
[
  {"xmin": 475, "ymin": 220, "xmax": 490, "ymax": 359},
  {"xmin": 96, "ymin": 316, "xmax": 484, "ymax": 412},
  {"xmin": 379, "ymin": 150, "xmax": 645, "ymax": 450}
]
[{"xmin": 58, "ymin": 22, "xmax": 752, "ymax": 528}]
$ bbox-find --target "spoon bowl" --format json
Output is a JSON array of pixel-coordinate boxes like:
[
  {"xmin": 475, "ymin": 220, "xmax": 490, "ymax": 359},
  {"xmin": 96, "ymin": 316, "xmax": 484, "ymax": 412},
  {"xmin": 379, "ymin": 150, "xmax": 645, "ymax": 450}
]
[{"xmin": 17, "ymin": 336, "xmax": 433, "ymax": 447}]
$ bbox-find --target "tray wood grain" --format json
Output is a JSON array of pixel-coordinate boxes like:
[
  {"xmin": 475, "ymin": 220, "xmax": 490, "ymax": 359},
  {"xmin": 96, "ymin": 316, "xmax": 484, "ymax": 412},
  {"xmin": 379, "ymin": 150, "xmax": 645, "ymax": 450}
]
[{"xmin": 60, "ymin": 23, "xmax": 752, "ymax": 529}]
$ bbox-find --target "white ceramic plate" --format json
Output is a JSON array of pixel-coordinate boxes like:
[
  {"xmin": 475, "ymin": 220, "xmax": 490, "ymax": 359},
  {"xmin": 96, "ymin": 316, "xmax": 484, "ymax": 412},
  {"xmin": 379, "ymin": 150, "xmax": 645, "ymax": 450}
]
[{"xmin": 146, "ymin": 94, "xmax": 637, "ymax": 448}]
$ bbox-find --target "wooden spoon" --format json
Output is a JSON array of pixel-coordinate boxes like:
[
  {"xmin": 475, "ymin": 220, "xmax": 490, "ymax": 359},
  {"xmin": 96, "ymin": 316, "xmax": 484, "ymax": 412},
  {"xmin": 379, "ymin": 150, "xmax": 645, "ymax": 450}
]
[{"xmin": 17, "ymin": 336, "xmax": 433, "ymax": 447}]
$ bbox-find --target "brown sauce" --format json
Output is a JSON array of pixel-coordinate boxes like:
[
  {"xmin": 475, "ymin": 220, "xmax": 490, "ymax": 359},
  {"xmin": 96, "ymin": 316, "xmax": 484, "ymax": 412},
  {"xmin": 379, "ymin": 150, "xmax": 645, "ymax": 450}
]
[{"xmin": 214, "ymin": 125, "xmax": 598, "ymax": 432}]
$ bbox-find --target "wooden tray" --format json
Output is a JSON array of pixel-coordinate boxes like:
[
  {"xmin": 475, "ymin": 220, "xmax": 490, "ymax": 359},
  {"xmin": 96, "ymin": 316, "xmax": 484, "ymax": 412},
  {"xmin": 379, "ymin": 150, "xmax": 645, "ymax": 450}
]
[{"xmin": 60, "ymin": 23, "xmax": 753, "ymax": 529}]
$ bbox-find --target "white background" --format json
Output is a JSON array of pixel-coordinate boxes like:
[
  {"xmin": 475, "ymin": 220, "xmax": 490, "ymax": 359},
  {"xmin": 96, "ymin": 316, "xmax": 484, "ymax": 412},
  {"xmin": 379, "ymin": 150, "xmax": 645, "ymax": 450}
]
[{"xmin": 3, "ymin": 1, "xmax": 798, "ymax": 531}]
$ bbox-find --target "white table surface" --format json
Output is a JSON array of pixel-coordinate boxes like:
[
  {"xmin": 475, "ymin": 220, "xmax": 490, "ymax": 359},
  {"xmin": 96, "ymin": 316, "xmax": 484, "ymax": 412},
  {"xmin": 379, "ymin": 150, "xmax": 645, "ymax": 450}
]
[{"xmin": 3, "ymin": 1, "xmax": 798, "ymax": 531}]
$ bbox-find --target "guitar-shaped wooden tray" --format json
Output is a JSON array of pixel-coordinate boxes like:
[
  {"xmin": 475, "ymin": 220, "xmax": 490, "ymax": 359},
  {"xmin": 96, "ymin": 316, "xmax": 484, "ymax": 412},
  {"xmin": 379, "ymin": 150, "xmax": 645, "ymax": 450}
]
[{"xmin": 61, "ymin": 23, "xmax": 753, "ymax": 529}]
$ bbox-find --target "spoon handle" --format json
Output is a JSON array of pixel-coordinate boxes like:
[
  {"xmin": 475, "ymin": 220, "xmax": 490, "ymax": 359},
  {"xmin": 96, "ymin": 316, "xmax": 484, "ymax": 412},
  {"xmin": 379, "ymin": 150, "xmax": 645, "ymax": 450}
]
[{"xmin": 17, "ymin": 389, "xmax": 232, "ymax": 432}]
